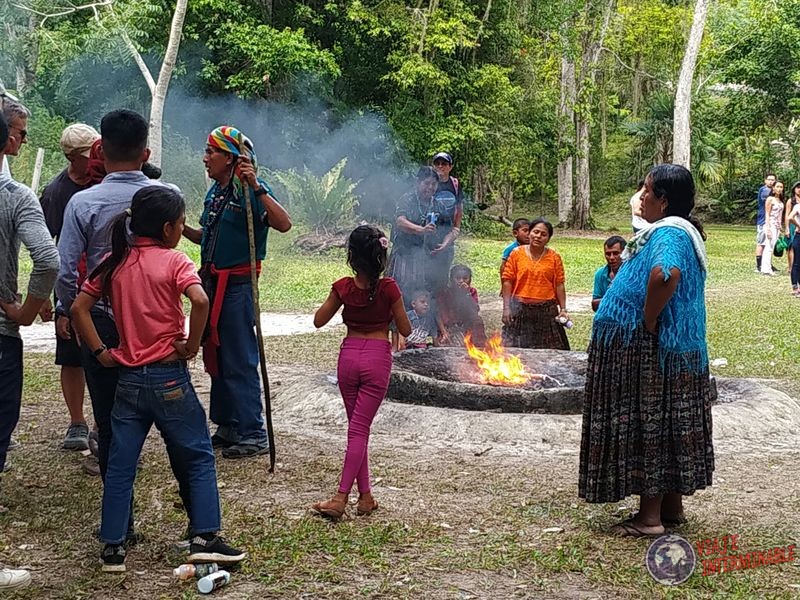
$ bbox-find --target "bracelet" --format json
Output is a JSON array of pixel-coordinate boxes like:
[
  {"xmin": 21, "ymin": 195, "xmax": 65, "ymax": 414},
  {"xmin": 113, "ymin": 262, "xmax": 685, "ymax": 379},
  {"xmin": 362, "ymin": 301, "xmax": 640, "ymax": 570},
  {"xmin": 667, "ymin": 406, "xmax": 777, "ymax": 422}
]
[{"xmin": 92, "ymin": 344, "xmax": 107, "ymax": 357}]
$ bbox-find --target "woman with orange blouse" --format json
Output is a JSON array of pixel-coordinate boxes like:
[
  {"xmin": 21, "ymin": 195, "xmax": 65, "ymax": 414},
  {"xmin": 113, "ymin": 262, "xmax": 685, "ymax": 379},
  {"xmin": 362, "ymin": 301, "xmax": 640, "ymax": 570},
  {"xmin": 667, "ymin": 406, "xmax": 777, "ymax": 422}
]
[{"xmin": 501, "ymin": 218, "xmax": 570, "ymax": 349}]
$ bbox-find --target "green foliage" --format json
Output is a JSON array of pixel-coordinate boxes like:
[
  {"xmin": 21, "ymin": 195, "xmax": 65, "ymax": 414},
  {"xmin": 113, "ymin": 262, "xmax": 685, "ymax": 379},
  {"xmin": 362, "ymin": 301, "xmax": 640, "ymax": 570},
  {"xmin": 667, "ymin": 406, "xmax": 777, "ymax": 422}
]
[{"xmin": 270, "ymin": 159, "xmax": 360, "ymax": 233}]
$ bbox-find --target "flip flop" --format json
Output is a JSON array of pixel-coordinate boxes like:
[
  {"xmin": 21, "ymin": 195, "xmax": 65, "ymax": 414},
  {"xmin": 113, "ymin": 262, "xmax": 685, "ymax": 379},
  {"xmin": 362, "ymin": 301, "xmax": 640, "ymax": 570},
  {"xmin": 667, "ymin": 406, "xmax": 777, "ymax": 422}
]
[{"xmin": 609, "ymin": 519, "xmax": 664, "ymax": 538}]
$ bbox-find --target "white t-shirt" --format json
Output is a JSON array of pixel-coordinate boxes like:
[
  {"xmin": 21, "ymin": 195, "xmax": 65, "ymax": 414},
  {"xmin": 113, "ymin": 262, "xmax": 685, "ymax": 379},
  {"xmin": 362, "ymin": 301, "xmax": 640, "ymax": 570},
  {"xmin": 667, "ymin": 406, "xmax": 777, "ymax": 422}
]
[{"xmin": 630, "ymin": 189, "xmax": 648, "ymax": 230}]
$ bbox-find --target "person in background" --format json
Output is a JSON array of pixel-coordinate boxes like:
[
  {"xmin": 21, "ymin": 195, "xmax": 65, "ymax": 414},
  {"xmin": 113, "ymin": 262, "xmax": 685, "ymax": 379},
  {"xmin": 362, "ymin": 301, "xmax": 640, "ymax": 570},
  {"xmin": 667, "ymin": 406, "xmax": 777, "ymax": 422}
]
[
  {"xmin": 787, "ymin": 189, "xmax": 800, "ymax": 296},
  {"xmin": 387, "ymin": 166, "xmax": 440, "ymax": 304},
  {"xmin": 760, "ymin": 181, "xmax": 784, "ymax": 276},
  {"xmin": 591, "ymin": 235, "xmax": 626, "ymax": 312},
  {"xmin": 0, "ymin": 110, "xmax": 59, "ymax": 592},
  {"xmin": 501, "ymin": 218, "xmax": 570, "ymax": 350},
  {"xmin": 755, "ymin": 173, "xmax": 776, "ymax": 273},
  {"xmin": 436, "ymin": 264, "xmax": 487, "ymax": 347},
  {"xmin": 500, "ymin": 218, "xmax": 531, "ymax": 289},
  {"xmin": 182, "ymin": 126, "xmax": 292, "ymax": 459},
  {"xmin": 579, "ymin": 164, "xmax": 713, "ymax": 537},
  {"xmin": 631, "ymin": 179, "xmax": 648, "ymax": 233},
  {"xmin": 785, "ymin": 182, "xmax": 800, "ymax": 281},
  {"xmin": 311, "ymin": 225, "xmax": 411, "ymax": 519},
  {"xmin": 392, "ymin": 289, "xmax": 437, "ymax": 352},
  {"xmin": 429, "ymin": 152, "xmax": 464, "ymax": 293},
  {"xmin": 40, "ymin": 123, "xmax": 100, "ymax": 452}
]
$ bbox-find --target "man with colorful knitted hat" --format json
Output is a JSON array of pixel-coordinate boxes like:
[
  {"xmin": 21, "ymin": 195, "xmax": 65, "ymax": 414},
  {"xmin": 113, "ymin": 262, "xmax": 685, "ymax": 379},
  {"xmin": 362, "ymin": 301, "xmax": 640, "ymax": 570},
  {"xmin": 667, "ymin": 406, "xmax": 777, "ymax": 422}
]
[{"xmin": 184, "ymin": 126, "xmax": 291, "ymax": 459}]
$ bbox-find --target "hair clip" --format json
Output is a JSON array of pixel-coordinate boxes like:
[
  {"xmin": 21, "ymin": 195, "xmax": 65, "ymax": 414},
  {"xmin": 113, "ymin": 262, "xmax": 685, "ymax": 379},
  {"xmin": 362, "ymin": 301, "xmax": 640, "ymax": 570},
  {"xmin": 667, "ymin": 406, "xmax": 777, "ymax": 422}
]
[
  {"xmin": 125, "ymin": 208, "xmax": 132, "ymax": 216},
  {"xmin": 379, "ymin": 237, "xmax": 389, "ymax": 249}
]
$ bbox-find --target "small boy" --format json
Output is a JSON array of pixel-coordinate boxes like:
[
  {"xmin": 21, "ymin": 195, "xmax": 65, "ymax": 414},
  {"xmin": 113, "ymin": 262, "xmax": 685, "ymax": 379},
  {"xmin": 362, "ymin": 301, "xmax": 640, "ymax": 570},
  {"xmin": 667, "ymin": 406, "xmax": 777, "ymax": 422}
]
[
  {"xmin": 591, "ymin": 235, "xmax": 626, "ymax": 312},
  {"xmin": 500, "ymin": 218, "xmax": 530, "ymax": 287},
  {"xmin": 437, "ymin": 265, "xmax": 487, "ymax": 347},
  {"xmin": 392, "ymin": 289, "xmax": 437, "ymax": 351}
]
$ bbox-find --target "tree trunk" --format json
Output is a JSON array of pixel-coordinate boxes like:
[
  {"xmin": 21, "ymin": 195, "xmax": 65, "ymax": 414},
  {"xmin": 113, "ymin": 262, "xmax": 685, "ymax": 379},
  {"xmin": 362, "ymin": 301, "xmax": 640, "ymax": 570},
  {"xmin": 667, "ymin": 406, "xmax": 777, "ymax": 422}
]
[
  {"xmin": 599, "ymin": 71, "xmax": 607, "ymax": 153},
  {"xmin": 673, "ymin": 0, "xmax": 710, "ymax": 168},
  {"xmin": 148, "ymin": 0, "xmax": 189, "ymax": 168},
  {"xmin": 631, "ymin": 53, "xmax": 641, "ymax": 117},
  {"xmin": 557, "ymin": 56, "xmax": 576, "ymax": 225},
  {"xmin": 570, "ymin": 0, "xmax": 614, "ymax": 230}
]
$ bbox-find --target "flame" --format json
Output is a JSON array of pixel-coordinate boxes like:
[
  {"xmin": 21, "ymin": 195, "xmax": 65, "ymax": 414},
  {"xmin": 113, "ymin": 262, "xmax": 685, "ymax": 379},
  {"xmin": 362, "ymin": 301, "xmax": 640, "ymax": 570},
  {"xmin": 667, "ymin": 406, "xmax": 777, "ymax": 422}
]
[{"xmin": 463, "ymin": 332, "xmax": 532, "ymax": 386}]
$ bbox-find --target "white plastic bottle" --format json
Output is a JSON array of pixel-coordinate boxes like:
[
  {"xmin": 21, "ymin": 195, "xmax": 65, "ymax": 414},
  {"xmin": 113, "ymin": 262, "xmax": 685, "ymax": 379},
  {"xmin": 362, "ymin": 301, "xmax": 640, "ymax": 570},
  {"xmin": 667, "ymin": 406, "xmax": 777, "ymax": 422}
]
[{"xmin": 197, "ymin": 570, "xmax": 231, "ymax": 594}]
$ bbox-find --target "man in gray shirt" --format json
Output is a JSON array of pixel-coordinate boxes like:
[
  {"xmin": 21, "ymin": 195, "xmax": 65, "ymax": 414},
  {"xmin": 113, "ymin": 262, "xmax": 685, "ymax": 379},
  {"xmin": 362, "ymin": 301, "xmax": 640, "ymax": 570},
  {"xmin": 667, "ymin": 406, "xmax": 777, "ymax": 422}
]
[{"xmin": 0, "ymin": 108, "xmax": 59, "ymax": 592}]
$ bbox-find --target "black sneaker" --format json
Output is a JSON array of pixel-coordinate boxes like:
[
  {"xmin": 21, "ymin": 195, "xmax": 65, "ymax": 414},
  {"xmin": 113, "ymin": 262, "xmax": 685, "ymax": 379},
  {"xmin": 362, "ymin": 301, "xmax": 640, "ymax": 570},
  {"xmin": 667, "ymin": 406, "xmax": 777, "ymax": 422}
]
[
  {"xmin": 210, "ymin": 434, "xmax": 236, "ymax": 449},
  {"xmin": 100, "ymin": 544, "xmax": 126, "ymax": 573},
  {"xmin": 187, "ymin": 534, "xmax": 246, "ymax": 565}
]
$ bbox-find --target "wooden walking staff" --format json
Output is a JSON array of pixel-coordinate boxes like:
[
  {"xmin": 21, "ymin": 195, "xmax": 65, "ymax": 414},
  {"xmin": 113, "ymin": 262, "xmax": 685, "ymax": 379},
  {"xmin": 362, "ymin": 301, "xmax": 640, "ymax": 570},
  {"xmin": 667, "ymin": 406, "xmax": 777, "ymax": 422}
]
[{"xmin": 236, "ymin": 133, "xmax": 276, "ymax": 473}]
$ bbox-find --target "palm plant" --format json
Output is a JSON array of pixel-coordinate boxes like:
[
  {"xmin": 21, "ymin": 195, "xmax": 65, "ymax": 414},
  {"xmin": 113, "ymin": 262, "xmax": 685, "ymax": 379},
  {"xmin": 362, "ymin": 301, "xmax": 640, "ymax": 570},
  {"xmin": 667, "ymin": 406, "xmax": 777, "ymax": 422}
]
[{"xmin": 270, "ymin": 158, "xmax": 360, "ymax": 234}]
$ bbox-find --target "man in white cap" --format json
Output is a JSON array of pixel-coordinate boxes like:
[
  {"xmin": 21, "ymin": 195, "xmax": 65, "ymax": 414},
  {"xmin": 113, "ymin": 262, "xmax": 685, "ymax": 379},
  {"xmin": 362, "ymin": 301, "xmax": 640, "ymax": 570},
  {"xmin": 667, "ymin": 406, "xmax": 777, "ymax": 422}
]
[{"xmin": 40, "ymin": 123, "xmax": 100, "ymax": 452}]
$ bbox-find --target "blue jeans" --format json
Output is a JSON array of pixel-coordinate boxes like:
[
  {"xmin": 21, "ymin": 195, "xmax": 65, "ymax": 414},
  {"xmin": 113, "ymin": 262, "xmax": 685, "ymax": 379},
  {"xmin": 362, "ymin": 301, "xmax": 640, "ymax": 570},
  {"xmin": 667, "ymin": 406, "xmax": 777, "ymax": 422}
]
[
  {"xmin": 100, "ymin": 362, "xmax": 221, "ymax": 544},
  {"xmin": 0, "ymin": 335, "xmax": 22, "ymax": 473},
  {"xmin": 209, "ymin": 281, "xmax": 267, "ymax": 446},
  {"xmin": 82, "ymin": 311, "xmax": 192, "ymax": 533}
]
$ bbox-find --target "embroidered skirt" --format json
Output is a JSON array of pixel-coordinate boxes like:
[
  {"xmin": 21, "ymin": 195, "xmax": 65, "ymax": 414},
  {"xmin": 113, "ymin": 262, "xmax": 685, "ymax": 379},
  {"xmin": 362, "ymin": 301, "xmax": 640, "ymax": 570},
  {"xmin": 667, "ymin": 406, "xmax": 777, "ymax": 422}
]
[
  {"xmin": 501, "ymin": 299, "xmax": 570, "ymax": 350},
  {"xmin": 578, "ymin": 324, "xmax": 714, "ymax": 503}
]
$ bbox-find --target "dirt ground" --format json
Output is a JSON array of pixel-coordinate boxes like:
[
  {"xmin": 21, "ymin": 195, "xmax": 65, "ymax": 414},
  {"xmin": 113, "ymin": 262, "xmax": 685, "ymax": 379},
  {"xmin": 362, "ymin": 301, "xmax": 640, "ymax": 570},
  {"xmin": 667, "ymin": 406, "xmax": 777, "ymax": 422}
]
[{"xmin": 2, "ymin": 353, "xmax": 799, "ymax": 599}]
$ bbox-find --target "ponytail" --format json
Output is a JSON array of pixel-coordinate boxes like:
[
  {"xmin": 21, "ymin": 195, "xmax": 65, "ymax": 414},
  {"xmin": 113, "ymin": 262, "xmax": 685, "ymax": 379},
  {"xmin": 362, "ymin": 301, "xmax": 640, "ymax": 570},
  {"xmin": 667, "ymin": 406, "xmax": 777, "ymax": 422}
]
[{"xmin": 88, "ymin": 210, "xmax": 133, "ymax": 303}]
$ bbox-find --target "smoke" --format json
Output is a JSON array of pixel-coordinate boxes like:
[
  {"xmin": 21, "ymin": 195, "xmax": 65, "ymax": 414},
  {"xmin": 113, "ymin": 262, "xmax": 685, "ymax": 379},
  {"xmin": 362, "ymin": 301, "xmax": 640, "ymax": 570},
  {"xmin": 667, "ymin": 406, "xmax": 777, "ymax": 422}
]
[{"xmin": 161, "ymin": 86, "xmax": 415, "ymax": 220}]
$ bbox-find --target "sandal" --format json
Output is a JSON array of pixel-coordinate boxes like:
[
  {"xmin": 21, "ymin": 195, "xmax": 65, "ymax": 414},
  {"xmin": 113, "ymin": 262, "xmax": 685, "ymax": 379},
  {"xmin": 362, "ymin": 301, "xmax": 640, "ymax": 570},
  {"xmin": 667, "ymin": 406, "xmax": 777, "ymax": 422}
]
[
  {"xmin": 311, "ymin": 496, "xmax": 348, "ymax": 521},
  {"xmin": 221, "ymin": 443, "xmax": 268, "ymax": 459},
  {"xmin": 609, "ymin": 519, "xmax": 665, "ymax": 538},
  {"xmin": 356, "ymin": 494, "xmax": 379, "ymax": 516}
]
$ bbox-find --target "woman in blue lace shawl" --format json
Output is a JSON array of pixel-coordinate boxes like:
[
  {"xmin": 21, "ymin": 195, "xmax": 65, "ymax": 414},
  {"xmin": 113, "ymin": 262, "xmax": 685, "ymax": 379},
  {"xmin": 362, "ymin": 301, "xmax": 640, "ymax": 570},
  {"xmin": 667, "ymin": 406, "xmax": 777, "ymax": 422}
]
[{"xmin": 578, "ymin": 164, "xmax": 714, "ymax": 537}]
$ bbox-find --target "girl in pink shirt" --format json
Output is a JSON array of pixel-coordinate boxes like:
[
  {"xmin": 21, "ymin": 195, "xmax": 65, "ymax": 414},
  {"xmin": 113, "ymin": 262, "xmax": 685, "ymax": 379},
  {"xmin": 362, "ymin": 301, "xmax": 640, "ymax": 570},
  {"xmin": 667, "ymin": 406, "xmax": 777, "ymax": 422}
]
[
  {"xmin": 71, "ymin": 186, "xmax": 245, "ymax": 572},
  {"xmin": 311, "ymin": 225, "xmax": 411, "ymax": 519}
]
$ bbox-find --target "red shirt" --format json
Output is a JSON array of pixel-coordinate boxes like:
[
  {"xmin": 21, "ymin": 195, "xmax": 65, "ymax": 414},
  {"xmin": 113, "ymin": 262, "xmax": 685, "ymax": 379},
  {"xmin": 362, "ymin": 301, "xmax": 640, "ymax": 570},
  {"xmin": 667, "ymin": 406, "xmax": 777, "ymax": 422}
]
[
  {"xmin": 332, "ymin": 277, "xmax": 401, "ymax": 332},
  {"xmin": 82, "ymin": 242, "xmax": 201, "ymax": 366}
]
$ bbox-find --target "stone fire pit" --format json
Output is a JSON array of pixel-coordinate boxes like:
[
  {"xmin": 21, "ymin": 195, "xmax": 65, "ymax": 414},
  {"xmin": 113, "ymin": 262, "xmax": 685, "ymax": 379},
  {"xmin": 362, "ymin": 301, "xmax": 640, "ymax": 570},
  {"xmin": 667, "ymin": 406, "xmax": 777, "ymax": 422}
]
[
  {"xmin": 388, "ymin": 347, "xmax": 589, "ymax": 414},
  {"xmin": 388, "ymin": 347, "xmax": 718, "ymax": 415}
]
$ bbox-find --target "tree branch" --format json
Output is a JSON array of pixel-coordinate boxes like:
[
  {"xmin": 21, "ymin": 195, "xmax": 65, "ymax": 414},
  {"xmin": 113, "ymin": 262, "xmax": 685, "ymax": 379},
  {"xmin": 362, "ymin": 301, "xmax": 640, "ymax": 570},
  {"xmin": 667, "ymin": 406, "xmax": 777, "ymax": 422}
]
[
  {"xmin": 12, "ymin": 0, "xmax": 113, "ymax": 27},
  {"xmin": 121, "ymin": 30, "xmax": 156, "ymax": 94},
  {"xmin": 599, "ymin": 46, "xmax": 666, "ymax": 84}
]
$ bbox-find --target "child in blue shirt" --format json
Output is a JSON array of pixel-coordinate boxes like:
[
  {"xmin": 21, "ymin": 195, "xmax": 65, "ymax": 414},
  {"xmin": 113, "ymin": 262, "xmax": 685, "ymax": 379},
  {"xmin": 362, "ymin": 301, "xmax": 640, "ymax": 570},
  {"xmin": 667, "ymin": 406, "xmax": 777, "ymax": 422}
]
[
  {"xmin": 499, "ymin": 218, "xmax": 530, "ymax": 289},
  {"xmin": 392, "ymin": 289, "xmax": 438, "ymax": 351}
]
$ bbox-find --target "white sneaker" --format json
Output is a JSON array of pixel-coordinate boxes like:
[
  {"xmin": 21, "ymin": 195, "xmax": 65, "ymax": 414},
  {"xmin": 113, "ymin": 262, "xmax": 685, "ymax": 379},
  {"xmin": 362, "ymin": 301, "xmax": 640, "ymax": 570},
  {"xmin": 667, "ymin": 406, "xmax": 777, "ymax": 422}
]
[{"xmin": 0, "ymin": 568, "xmax": 31, "ymax": 590}]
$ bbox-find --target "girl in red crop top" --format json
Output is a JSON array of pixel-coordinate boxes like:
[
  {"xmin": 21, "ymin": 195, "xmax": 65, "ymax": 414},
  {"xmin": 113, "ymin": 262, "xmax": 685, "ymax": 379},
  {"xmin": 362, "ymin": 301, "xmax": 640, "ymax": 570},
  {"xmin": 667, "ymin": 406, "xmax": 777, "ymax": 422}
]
[{"xmin": 311, "ymin": 225, "xmax": 411, "ymax": 520}]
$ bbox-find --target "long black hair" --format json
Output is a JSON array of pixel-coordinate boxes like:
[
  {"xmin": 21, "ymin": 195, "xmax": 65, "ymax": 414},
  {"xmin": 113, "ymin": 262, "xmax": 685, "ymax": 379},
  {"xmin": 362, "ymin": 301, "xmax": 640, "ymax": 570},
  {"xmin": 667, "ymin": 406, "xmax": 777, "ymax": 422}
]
[
  {"xmin": 648, "ymin": 164, "xmax": 706, "ymax": 240},
  {"xmin": 347, "ymin": 224, "xmax": 389, "ymax": 301},
  {"xmin": 89, "ymin": 185, "xmax": 185, "ymax": 302}
]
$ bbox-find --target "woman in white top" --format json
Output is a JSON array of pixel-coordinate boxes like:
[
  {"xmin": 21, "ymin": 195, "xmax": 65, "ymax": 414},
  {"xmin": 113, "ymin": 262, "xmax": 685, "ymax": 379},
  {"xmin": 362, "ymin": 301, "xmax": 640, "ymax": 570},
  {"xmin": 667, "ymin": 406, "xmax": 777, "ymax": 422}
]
[{"xmin": 760, "ymin": 181, "xmax": 785, "ymax": 275}]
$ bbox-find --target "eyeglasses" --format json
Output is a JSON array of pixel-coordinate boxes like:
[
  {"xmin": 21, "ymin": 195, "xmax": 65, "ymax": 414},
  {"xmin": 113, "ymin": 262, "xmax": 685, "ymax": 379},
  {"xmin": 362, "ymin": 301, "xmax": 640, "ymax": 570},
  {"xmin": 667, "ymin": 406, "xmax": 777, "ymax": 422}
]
[{"xmin": 433, "ymin": 160, "xmax": 450, "ymax": 166}]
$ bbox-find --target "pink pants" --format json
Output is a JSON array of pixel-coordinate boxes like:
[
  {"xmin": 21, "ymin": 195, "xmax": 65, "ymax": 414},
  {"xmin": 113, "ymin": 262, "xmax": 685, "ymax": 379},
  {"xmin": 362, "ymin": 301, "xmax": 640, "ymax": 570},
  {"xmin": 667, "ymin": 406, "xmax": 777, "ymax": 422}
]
[{"xmin": 336, "ymin": 337, "xmax": 392, "ymax": 495}]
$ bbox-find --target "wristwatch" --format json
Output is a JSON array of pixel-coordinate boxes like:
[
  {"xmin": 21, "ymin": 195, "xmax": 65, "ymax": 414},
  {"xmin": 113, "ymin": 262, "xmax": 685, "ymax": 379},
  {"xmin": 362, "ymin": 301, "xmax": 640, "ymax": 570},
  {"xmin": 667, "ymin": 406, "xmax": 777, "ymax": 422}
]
[
  {"xmin": 92, "ymin": 344, "xmax": 107, "ymax": 357},
  {"xmin": 254, "ymin": 185, "xmax": 268, "ymax": 197}
]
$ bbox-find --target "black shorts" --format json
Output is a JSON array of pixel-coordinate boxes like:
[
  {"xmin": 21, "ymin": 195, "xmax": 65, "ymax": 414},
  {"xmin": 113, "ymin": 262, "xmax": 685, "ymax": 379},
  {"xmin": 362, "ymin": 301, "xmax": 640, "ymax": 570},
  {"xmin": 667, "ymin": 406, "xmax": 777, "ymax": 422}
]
[{"xmin": 55, "ymin": 320, "xmax": 82, "ymax": 367}]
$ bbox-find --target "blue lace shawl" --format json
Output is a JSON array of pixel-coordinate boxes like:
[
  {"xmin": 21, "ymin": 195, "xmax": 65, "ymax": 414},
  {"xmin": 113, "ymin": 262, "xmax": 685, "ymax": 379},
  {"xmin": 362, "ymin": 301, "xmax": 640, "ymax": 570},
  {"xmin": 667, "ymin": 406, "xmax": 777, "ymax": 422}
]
[{"xmin": 592, "ymin": 226, "xmax": 708, "ymax": 373}]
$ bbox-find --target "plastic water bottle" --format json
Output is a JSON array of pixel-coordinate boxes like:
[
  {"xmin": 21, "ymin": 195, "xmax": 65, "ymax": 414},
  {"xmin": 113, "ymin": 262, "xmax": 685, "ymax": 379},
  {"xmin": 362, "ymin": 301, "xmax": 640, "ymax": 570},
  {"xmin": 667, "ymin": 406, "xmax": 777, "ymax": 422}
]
[
  {"xmin": 556, "ymin": 315, "xmax": 574, "ymax": 329},
  {"xmin": 173, "ymin": 563, "xmax": 219, "ymax": 581},
  {"xmin": 426, "ymin": 212, "xmax": 438, "ymax": 226},
  {"xmin": 197, "ymin": 570, "xmax": 231, "ymax": 594}
]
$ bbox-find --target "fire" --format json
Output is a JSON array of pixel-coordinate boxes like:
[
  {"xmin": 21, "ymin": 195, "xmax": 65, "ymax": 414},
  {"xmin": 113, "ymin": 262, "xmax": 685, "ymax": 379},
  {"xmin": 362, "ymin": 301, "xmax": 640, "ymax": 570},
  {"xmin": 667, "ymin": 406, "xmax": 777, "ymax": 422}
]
[{"xmin": 463, "ymin": 332, "xmax": 532, "ymax": 386}]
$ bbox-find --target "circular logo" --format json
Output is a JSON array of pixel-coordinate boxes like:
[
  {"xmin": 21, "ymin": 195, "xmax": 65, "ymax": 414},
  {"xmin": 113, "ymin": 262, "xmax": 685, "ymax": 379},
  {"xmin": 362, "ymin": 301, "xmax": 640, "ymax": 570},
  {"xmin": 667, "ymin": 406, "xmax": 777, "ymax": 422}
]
[{"xmin": 645, "ymin": 534, "xmax": 696, "ymax": 585}]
